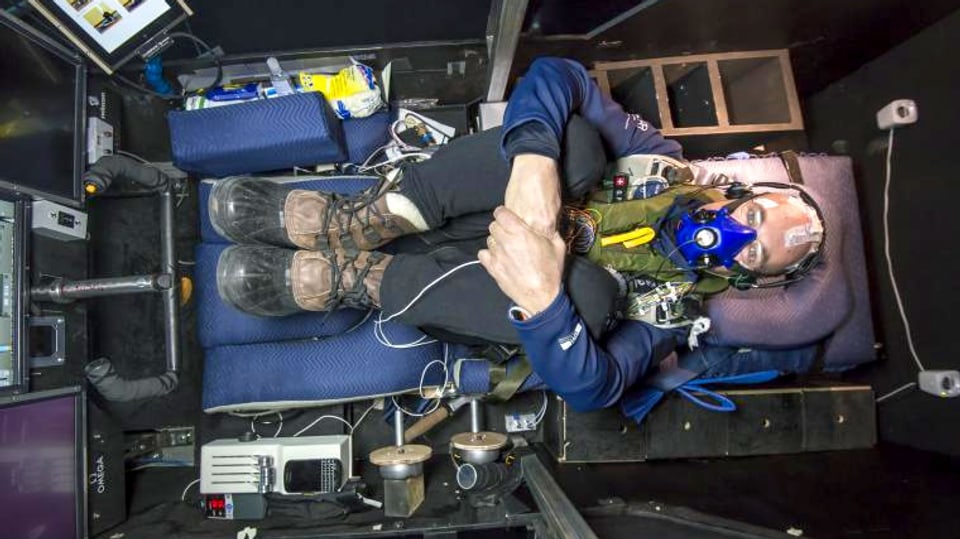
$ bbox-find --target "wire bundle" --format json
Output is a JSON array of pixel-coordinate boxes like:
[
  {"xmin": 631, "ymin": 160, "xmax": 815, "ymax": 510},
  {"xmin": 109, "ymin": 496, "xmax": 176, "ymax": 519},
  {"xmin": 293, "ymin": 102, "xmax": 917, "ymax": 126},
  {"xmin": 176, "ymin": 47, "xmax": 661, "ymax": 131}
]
[{"xmin": 562, "ymin": 207, "xmax": 600, "ymax": 254}]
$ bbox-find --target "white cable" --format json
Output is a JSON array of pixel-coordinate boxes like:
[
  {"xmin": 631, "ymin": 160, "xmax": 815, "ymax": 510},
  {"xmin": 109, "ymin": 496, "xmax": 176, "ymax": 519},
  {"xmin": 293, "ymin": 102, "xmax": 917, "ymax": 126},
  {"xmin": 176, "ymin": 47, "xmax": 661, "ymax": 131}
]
[
  {"xmin": 350, "ymin": 402, "xmax": 378, "ymax": 433},
  {"xmin": 533, "ymin": 390, "xmax": 549, "ymax": 426},
  {"xmin": 876, "ymin": 381, "xmax": 917, "ymax": 403},
  {"xmin": 373, "ymin": 324, "xmax": 437, "ymax": 349},
  {"xmin": 248, "ymin": 411, "xmax": 284, "ymax": 438},
  {"xmin": 181, "ymin": 478, "xmax": 201, "ymax": 502},
  {"xmin": 373, "ymin": 260, "xmax": 480, "ymax": 349},
  {"xmin": 378, "ymin": 260, "xmax": 482, "ymax": 325},
  {"xmin": 229, "ymin": 409, "xmax": 291, "ymax": 418},
  {"xmin": 391, "ymin": 394, "xmax": 442, "ymax": 417},
  {"xmin": 392, "ymin": 345, "xmax": 450, "ymax": 417},
  {"xmin": 358, "ymin": 152, "xmax": 431, "ymax": 173},
  {"xmin": 390, "ymin": 119, "xmax": 422, "ymax": 152},
  {"xmin": 293, "ymin": 414, "xmax": 354, "ymax": 437},
  {"xmin": 418, "ymin": 359, "xmax": 449, "ymax": 400},
  {"xmin": 359, "ymin": 143, "xmax": 392, "ymax": 169},
  {"xmin": 883, "ymin": 128, "xmax": 925, "ymax": 371}
]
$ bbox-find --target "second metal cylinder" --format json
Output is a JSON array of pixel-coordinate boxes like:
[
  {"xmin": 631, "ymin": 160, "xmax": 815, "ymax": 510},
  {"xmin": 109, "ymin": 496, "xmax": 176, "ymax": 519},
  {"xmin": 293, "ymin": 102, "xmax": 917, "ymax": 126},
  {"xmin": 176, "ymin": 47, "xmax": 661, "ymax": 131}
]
[{"xmin": 470, "ymin": 399, "xmax": 482, "ymax": 433}]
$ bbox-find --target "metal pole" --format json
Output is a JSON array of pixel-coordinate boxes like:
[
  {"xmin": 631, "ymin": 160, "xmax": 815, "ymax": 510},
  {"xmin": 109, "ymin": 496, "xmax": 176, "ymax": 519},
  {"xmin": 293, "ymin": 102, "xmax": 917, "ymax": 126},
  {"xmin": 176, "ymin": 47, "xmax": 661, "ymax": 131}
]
[
  {"xmin": 470, "ymin": 398, "xmax": 483, "ymax": 433},
  {"xmin": 31, "ymin": 274, "xmax": 172, "ymax": 303},
  {"xmin": 485, "ymin": 0, "xmax": 529, "ymax": 103},
  {"xmin": 160, "ymin": 188, "xmax": 181, "ymax": 373},
  {"xmin": 521, "ymin": 453, "xmax": 599, "ymax": 539},
  {"xmin": 393, "ymin": 410, "xmax": 405, "ymax": 447}
]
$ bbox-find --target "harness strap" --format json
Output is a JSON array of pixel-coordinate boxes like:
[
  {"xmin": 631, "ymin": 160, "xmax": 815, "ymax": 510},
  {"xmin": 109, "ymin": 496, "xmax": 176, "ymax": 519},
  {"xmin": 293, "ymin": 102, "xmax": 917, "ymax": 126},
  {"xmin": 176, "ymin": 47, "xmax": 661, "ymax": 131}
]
[
  {"xmin": 779, "ymin": 150, "xmax": 804, "ymax": 185},
  {"xmin": 488, "ymin": 357, "xmax": 533, "ymax": 402}
]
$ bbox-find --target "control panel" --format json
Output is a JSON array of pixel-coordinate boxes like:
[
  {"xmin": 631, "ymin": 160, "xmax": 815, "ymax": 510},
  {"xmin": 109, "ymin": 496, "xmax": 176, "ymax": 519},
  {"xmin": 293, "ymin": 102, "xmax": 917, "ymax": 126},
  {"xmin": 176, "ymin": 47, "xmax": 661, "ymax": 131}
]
[{"xmin": 0, "ymin": 199, "xmax": 15, "ymax": 387}]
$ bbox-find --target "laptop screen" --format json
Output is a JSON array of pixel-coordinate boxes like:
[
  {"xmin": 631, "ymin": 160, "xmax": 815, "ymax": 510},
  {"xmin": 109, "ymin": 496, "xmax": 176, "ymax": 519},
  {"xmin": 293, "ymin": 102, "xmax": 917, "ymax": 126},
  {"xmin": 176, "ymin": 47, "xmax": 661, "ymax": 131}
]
[{"xmin": 0, "ymin": 389, "xmax": 84, "ymax": 539}]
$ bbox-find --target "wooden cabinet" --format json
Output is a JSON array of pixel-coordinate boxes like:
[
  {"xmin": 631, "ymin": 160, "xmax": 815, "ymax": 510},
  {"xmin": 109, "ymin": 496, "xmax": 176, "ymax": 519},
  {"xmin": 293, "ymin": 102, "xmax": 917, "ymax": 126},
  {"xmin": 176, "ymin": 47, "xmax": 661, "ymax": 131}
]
[{"xmin": 591, "ymin": 49, "xmax": 803, "ymax": 137}]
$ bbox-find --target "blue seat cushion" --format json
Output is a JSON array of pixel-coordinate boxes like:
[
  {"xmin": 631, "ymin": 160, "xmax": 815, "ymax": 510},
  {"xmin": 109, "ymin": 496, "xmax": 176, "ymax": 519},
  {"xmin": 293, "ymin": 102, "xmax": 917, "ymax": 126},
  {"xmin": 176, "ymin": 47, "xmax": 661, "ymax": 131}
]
[
  {"xmin": 202, "ymin": 317, "xmax": 469, "ymax": 412},
  {"xmin": 169, "ymin": 93, "xmax": 348, "ymax": 177},
  {"xmin": 343, "ymin": 110, "xmax": 394, "ymax": 164},
  {"xmin": 195, "ymin": 242, "xmax": 374, "ymax": 348}
]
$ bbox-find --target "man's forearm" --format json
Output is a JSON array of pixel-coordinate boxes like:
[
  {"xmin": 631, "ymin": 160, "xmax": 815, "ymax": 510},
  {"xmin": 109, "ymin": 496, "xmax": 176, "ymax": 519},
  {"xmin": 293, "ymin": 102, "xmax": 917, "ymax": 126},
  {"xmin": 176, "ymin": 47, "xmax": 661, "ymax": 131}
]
[{"xmin": 503, "ymin": 153, "xmax": 562, "ymax": 235}]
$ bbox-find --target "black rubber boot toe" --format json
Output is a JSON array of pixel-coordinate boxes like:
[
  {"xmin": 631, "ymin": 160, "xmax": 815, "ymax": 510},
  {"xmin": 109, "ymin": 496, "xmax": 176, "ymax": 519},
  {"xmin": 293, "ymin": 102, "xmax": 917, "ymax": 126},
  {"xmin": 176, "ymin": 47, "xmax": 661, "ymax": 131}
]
[
  {"xmin": 216, "ymin": 245, "xmax": 301, "ymax": 317},
  {"xmin": 209, "ymin": 177, "xmax": 296, "ymax": 247}
]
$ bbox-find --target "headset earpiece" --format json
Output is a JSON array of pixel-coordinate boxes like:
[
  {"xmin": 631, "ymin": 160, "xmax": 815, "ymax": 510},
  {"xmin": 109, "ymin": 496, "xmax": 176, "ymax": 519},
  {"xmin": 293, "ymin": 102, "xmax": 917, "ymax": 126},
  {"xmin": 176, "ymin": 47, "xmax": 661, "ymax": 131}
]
[
  {"xmin": 724, "ymin": 182, "xmax": 752, "ymax": 200},
  {"xmin": 730, "ymin": 274, "xmax": 757, "ymax": 291}
]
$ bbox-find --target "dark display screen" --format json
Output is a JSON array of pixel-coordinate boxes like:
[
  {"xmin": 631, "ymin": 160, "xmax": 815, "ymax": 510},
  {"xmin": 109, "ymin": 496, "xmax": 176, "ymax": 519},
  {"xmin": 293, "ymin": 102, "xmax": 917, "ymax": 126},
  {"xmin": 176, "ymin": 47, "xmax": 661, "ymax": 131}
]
[
  {"xmin": 0, "ymin": 18, "xmax": 80, "ymax": 202},
  {"xmin": 0, "ymin": 392, "xmax": 82, "ymax": 539}
]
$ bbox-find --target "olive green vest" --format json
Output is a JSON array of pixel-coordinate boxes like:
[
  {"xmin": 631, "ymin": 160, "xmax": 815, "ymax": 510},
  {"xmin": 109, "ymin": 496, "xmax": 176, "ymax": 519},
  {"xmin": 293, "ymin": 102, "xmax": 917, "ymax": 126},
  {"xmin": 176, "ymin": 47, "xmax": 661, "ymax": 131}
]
[{"xmin": 584, "ymin": 185, "xmax": 730, "ymax": 294}]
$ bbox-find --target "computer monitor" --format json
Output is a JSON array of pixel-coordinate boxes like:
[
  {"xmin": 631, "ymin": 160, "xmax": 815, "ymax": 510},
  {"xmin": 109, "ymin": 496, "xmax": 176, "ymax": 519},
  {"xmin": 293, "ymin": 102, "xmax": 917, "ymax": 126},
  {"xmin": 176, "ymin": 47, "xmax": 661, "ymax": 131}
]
[
  {"xmin": 0, "ymin": 386, "xmax": 87, "ymax": 539},
  {"xmin": 0, "ymin": 11, "xmax": 86, "ymax": 206},
  {"xmin": 0, "ymin": 189, "xmax": 29, "ymax": 393},
  {"xmin": 27, "ymin": 0, "xmax": 193, "ymax": 74}
]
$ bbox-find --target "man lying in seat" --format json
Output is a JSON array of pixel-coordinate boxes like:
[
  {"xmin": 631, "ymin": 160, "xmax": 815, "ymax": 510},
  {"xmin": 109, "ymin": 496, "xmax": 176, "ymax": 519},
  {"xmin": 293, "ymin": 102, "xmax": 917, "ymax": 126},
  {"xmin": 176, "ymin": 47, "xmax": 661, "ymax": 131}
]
[{"xmin": 210, "ymin": 57, "xmax": 825, "ymax": 415}]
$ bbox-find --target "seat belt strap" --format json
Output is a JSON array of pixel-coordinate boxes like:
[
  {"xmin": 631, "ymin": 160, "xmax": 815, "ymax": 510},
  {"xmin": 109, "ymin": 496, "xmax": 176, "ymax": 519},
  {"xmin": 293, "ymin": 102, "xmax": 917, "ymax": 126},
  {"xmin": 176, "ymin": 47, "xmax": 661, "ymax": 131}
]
[
  {"xmin": 779, "ymin": 151, "xmax": 804, "ymax": 185},
  {"xmin": 644, "ymin": 347, "xmax": 736, "ymax": 394},
  {"xmin": 488, "ymin": 357, "xmax": 533, "ymax": 402}
]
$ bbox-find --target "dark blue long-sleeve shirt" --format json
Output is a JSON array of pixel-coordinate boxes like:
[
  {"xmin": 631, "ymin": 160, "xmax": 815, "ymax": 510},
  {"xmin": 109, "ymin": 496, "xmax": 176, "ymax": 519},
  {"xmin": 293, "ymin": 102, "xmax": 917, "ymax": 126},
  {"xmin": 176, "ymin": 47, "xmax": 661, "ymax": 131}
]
[
  {"xmin": 501, "ymin": 57, "xmax": 683, "ymax": 162},
  {"xmin": 501, "ymin": 57, "xmax": 685, "ymax": 412}
]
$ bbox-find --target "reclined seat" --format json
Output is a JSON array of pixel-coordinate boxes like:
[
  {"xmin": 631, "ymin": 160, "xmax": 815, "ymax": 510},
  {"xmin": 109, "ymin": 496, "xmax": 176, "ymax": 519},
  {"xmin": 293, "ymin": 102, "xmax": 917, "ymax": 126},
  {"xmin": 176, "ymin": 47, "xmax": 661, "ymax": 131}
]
[{"xmin": 195, "ymin": 153, "xmax": 876, "ymax": 415}]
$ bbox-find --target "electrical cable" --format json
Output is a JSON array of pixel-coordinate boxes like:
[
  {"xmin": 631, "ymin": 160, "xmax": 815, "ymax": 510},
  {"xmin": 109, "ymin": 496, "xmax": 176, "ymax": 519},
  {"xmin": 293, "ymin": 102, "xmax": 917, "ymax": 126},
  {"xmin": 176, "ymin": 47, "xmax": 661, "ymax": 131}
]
[
  {"xmin": 229, "ymin": 409, "xmax": 291, "ymax": 418},
  {"xmin": 114, "ymin": 32, "xmax": 223, "ymax": 101},
  {"xmin": 350, "ymin": 401, "xmax": 378, "ymax": 433},
  {"xmin": 883, "ymin": 128, "xmax": 926, "ymax": 372},
  {"xmin": 115, "ymin": 150, "xmax": 150, "ymax": 163},
  {"xmin": 249, "ymin": 411, "xmax": 284, "ymax": 438},
  {"xmin": 377, "ymin": 260, "xmax": 482, "ymax": 326},
  {"xmin": 358, "ymin": 152, "xmax": 432, "ymax": 174},
  {"xmin": 181, "ymin": 478, "xmax": 200, "ymax": 502},
  {"xmin": 532, "ymin": 390, "xmax": 549, "ymax": 427},
  {"xmin": 390, "ymin": 119, "xmax": 424, "ymax": 152},
  {"xmin": 391, "ymin": 344, "xmax": 450, "ymax": 417},
  {"xmin": 373, "ymin": 260, "xmax": 481, "ymax": 349},
  {"xmin": 292, "ymin": 414, "xmax": 354, "ymax": 438},
  {"xmin": 876, "ymin": 381, "xmax": 917, "ymax": 403}
]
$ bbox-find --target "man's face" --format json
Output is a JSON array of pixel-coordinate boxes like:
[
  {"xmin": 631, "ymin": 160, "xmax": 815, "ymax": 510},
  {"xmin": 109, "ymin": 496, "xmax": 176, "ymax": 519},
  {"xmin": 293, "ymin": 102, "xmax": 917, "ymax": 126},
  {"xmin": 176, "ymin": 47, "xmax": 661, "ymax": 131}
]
[{"xmin": 700, "ymin": 192, "xmax": 821, "ymax": 275}]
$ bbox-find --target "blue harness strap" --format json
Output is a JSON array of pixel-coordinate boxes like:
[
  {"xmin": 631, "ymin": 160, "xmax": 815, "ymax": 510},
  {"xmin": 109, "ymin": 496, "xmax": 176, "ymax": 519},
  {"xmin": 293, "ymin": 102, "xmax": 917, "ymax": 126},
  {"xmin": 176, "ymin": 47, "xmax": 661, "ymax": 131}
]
[
  {"xmin": 620, "ymin": 346, "xmax": 781, "ymax": 423},
  {"xmin": 676, "ymin": 370, "xmax": 781, "ymax": 412}
]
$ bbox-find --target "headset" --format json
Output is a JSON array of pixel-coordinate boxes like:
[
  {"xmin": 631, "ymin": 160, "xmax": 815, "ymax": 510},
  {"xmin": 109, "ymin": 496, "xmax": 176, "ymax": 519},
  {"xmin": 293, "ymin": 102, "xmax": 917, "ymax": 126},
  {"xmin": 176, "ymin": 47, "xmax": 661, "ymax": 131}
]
[{"xmin": 674, "ymin": 181, "xmax": 826, "ymax": 290}]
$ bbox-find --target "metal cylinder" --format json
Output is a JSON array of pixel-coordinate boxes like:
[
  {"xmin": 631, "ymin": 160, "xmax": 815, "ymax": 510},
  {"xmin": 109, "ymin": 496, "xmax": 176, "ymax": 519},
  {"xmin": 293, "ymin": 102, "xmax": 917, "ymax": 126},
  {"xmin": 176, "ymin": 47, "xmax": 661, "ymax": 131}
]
[
  {"xmin": 393, "ymin": 409, "xmax": 405, "ymax": 447},
  {"xmin": 380, "ymin": 462, "xmax": 424, "ymax": 480},
  {"xmin": 31, "ymin": 274, "xmax": 171, "ymax": 303},
  {"xmin": 457, "ymin": 462, "xmax": 509, "ymax": 491},
  {"xmin": 160, "ymin": 188, "xmax": 181, "ymax": 373},
  {"xmin": 470, "ymin": 398, "xmax": 482, "ymax": 433},
  {"xmin": 461, "ymin": 448, "xmax": 501, "ymax": 465}
]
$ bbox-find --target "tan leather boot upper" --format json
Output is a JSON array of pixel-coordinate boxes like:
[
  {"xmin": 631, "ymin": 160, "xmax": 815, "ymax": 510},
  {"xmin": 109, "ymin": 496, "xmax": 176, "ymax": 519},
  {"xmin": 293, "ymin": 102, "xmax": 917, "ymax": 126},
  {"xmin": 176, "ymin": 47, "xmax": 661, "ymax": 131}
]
[
  {"xmin": 290, "ymin": 249, "xmax": 391, "ymax": 311},
  {"xmin": 284, "ymin": 188, "xmax": 419, "ymax": 251}
]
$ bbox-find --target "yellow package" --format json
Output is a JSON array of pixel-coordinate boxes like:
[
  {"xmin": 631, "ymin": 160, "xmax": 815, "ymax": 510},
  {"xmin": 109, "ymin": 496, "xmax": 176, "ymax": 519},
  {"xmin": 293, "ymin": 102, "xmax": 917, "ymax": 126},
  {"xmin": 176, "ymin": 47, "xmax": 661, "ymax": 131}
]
[{"xmin": 299, "ymin": 63, "xmax": 383, "ymax": 119}]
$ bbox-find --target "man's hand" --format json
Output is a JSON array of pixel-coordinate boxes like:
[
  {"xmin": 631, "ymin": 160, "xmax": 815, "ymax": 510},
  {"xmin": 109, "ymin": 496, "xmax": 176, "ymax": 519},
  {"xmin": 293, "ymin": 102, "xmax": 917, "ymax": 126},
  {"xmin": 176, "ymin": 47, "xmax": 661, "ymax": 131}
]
[
  {"xmin": 478, "ymin": 206, "xmax": 566, "ymax": 315},
  {"xmin": 504, "ymin": 154, "xmax": 562, "ymax": 236}
]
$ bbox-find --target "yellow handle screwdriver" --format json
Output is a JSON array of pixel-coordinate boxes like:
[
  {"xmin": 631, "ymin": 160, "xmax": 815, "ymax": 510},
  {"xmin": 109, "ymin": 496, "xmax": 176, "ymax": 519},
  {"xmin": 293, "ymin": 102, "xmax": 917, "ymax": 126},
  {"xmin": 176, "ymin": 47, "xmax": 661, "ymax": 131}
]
[{"xmin": 600, "ymin": 226, "xmax": 656, "ymax": 247}]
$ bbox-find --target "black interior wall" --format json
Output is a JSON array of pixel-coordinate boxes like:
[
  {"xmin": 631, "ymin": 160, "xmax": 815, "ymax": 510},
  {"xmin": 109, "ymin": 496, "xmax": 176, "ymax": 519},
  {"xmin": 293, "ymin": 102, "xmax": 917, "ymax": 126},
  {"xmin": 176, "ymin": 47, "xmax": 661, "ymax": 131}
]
[
  {"xmin": 805, "ymin": 9, "xmax": 960, "ymax": 456},
  {"xmin": 515, "ymin": 0, "xmax": 959, "ymax": 97},
  {"xmin": 181, "ymin": 0, "xmax": 491, "ymax": 56}
]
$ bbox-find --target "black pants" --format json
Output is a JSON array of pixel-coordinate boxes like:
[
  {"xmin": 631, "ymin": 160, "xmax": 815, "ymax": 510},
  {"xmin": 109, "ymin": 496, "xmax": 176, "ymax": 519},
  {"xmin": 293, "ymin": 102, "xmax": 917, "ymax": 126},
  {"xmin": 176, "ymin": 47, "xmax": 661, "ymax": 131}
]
[{"xmin": 379, "ymin": 116, "xmax": 619, "ymax": 345}]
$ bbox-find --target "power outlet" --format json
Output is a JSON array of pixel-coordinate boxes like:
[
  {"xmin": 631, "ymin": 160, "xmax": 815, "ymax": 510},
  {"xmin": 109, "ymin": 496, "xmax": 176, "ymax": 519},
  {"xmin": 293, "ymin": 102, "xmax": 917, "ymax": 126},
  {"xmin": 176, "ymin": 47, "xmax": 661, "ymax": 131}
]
[
  {"xmin": 918, "ymin": 370, "xmax": 960, "ymax": 398},
  {"xmin": 876, "ymin": 99, "xmax": 918, "ymax": 130}
]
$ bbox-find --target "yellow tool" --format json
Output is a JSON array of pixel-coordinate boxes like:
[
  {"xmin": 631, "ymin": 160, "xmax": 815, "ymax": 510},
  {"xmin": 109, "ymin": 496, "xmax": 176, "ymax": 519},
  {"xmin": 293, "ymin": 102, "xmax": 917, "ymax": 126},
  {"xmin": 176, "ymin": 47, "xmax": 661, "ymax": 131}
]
[{"xmin": 600, "ymin": 226, "xmax": 655, "ymax": 248}]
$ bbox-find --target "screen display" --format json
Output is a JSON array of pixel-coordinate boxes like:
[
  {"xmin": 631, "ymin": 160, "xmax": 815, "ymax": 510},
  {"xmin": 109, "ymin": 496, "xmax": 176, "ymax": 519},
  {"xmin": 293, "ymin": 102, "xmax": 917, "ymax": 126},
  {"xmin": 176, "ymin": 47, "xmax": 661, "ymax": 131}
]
[
  {"xmin": 52, "ymin": 0, "xmax": 171, "ymax": 54},
  {"xmin": 0, "ymin": 21, "xmax": 79, "ymax": 201},
  {"xmin": 0, "ymin": 394, "xmax": 81, "ymax": 539},
  {"xmin": 0, "ymin": 200, "xmax": 16, "ymax": 387}
]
